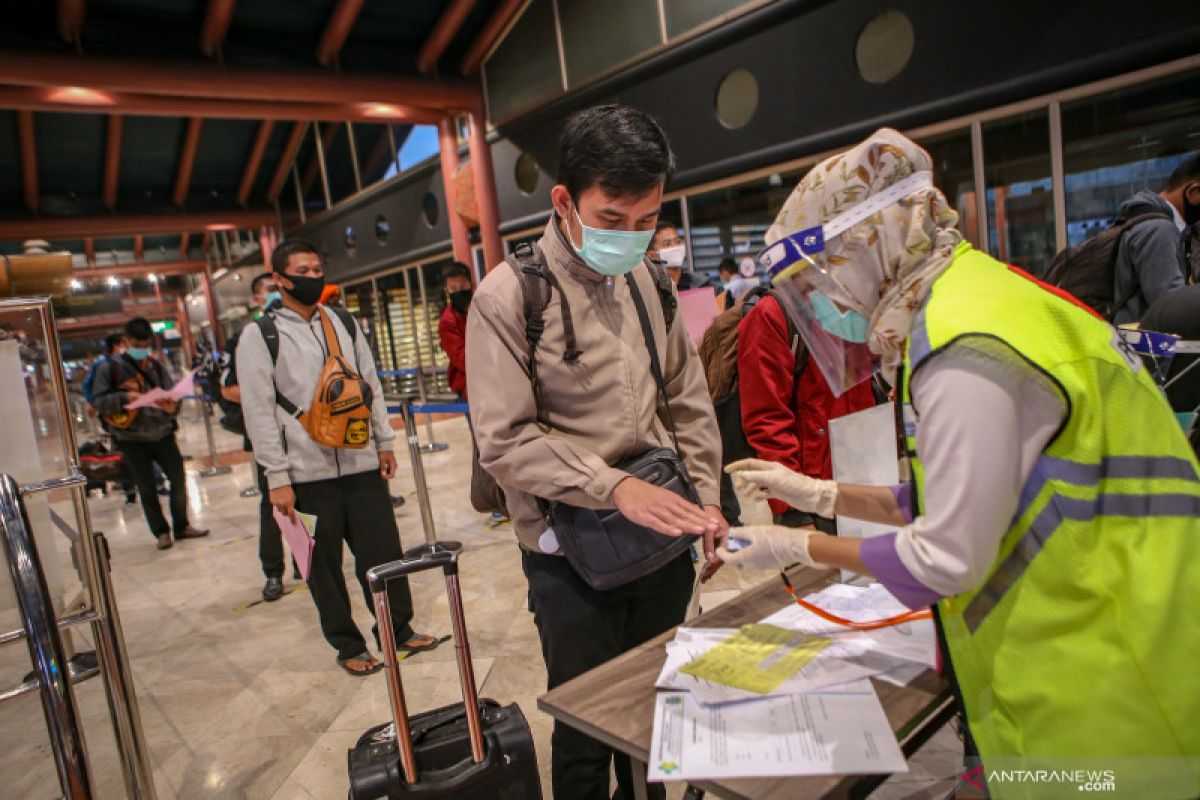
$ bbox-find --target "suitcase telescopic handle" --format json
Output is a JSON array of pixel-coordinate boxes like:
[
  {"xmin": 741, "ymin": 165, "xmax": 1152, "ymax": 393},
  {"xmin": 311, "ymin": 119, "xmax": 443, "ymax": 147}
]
[{"xmin": 367, "ymin": 541, "xmax": 462, "ymax": 592}]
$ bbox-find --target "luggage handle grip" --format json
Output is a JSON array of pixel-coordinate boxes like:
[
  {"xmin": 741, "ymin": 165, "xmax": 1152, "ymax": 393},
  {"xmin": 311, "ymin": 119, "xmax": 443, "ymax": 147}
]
[{"xmin": 367, "ymin": 541, "xmax": 462, "ymax": 592}]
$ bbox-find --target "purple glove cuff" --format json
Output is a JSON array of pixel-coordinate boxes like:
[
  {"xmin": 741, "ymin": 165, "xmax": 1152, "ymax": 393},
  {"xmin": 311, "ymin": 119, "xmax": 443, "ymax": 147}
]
[{"xmin": 859, "ymin": 532, "xmax": 942, "ymax": 610}]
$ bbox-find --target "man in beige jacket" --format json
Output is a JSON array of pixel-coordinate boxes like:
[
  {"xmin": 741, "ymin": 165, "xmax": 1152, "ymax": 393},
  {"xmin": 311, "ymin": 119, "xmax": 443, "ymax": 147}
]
[{"xmin": 466, "ymin": 104, "xmax": 725, "ymax": 799}]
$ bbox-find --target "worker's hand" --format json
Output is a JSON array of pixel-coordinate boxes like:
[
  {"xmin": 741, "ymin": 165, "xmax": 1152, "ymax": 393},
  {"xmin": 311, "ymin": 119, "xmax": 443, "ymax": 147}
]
[
  {"xmin": 699, "ymin": 505, "xmax": 728, "ymax": 583},
  {"xmin": 726, "ymin": 459, "xmax": 838, "ymax": 518},
  {"xmin": 155, "ymin": 399, "xmax": 178, "ymax": 414},
  {"xmin": 379, "ymin": 450, "xmax": 398, "ymax": 480},
  {"xmin": 125, "ymin": 390, "xmax": 143, "ymax": 402},
  {"xmin": 716, "ymin": 525, "xmax": 830, "ymax": 571},
  {"xmin": 612, "ymin": 477, "xmax": 721, "ymax": 538},
  {"xmin": 270, "ymin": 485, "xmax": 297, "ymax": 523}
]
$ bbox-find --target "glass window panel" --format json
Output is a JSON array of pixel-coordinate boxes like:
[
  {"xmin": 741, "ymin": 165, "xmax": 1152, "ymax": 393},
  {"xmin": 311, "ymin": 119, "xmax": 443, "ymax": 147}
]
[
  {"xmin": 983, "ymin": 110, "xmax": 1056, "ymax": 277},
  {"xmin": 685, "ymin": 167, "xmax": 806, "ymax": 282},
  {"xmin": 484, "ymin": 0, "xmax": 562, "ymax": 123},
  {"xmin": 916, "ymin": 128, "xmax": 980, "ymax": 247},
  {"xmin": 664, "ymin": 0, "xmax": 749, "ymax": 39},
  {"xmin": 558, "ymin": 0, "xmax": 661, "ymax": 88},
  {"xmin": 1062, "ymin": 70, "xmax": 1200, "ymax": 247}
]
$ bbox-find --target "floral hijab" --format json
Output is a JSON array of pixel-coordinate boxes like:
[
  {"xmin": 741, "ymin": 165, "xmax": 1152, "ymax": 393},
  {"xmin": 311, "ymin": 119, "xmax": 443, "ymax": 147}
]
[{"xmin": 766, "ymin": 128, "xmax": 962, "ymax": 381}]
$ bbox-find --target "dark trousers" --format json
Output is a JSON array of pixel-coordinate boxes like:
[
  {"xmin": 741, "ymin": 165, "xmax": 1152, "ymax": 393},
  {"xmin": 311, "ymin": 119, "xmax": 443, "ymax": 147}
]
[
  {"xmin": 256, "ymin": 464, "xmax": 284, "ymax": 579},
  {"xmin": 116, "ymin": 436, "xmax": 188, "ymax": 538},
  {"xmin": 523, "ymin": 549, "xmax": 694, "ymax": 800},
  {"xmin": 718, "ymin": 470, "xmax": 742, "ymax": 526},
  {"xmin": 292, "ymin": 470, "xmax": 415, "ymax": 660}
]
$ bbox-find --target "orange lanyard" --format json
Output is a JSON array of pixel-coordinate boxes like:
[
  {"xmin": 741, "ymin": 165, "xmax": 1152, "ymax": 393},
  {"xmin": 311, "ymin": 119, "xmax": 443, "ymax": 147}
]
[{"xmin": 780, "ymin": 572, "xmax": 932, "ymax": 631}]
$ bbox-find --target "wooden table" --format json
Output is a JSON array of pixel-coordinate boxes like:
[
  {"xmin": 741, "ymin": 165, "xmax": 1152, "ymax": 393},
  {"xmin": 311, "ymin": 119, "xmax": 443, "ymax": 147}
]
[{"xmin": 538, "ymin": 567, "xmax": 954, "ymax": 800}]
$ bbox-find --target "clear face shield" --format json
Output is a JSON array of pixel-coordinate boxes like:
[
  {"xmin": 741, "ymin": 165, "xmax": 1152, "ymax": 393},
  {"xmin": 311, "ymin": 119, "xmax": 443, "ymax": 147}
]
[{"xmin": 759, "ymin": 170, "xmax": 933, "ymax": 396}]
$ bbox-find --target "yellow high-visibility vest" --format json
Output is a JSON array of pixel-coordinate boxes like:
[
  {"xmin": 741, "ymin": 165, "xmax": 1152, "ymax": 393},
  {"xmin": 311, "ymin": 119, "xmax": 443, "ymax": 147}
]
[{"xmin": 902, "ymin": 243, "xmax": 1200, "ymax": 797}]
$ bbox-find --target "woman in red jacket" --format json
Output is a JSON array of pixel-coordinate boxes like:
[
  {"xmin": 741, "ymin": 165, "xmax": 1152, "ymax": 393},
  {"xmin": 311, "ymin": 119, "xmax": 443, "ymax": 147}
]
[{"xmin": 737, "ymin": 292, "xmax": 876, "ymax": 531}]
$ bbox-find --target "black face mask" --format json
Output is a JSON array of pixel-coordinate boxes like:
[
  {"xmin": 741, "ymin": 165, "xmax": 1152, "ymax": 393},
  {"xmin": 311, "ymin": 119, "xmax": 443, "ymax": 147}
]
[
  {"xmin": 449, "ymin": 289, "xmax": 473, "ymax": 315},
  {"xmin": 282, "ymin": 274, "xmax": 325, "ymax": 306}
]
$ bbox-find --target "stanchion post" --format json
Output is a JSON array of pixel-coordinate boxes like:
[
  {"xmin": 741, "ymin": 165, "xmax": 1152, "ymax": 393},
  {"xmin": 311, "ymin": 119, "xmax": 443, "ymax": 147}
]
[
  {"xmin": 401, "ymin": 401, "xmax": 438, "ymax": 545},
  {"xmin": 197, "ymin": 396, "xmax": 231, "ymax": 478}
]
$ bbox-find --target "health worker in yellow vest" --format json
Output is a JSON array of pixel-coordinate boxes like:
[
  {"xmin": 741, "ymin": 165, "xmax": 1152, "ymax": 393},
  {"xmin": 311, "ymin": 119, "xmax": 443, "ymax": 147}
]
[{"xmin": 718, "ymin": 128, "xmax": 1200, "ymax": 798}]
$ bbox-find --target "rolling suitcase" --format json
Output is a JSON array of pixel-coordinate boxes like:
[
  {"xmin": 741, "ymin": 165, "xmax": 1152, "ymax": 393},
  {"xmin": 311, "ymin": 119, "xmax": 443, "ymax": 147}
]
[{"xmin": 348, "ymin": 541, "xmax": 542, "ymax": 799}]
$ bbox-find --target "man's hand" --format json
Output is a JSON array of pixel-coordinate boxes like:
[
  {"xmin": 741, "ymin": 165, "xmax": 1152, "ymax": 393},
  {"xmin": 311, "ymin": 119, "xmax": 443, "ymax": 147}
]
[
  {"xmin": 270, "ymin": 485, "xmax": 297, "ymax": 523},
  {"xmin": 155, "ymin": 398, "xmax": 178, "ymax": 414},
  {"xmin": 611, "ymin": 477, "xmax": 720, "ymax": 538},
  {"xmin": 699, "ymin": 505, "xmax": 729, "ymax": 583},
  {"xmin": 379, "ymin": 450, "xmax": 397, "ymax": 480}
]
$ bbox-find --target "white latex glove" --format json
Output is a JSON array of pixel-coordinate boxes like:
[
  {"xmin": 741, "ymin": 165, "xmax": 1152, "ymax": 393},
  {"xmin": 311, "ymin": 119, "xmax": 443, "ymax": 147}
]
[
  {"xmin": 715, "ymin": 525, "xmax": 830, "ymax": 570},
  {"xmin": 725, "ymin": 458, "xmax": 838, "ymax": 518}
]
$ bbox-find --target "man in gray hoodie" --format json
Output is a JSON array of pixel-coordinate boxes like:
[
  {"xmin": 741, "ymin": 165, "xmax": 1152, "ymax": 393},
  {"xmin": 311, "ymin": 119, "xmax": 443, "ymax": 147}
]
[
  {"xmin": 237, "ymin": 240, "xmax": 436, "ymax": 676},
  {"xmin": 1111, "ymin": 152, "xmax": 1200, "ymax": 325}
]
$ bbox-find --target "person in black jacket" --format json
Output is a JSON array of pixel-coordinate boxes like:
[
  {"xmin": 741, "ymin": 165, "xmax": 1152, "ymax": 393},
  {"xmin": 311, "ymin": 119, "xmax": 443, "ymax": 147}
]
[{"xmin": 91, "ymin": 317, "xmax": 209, "ymax": 551}]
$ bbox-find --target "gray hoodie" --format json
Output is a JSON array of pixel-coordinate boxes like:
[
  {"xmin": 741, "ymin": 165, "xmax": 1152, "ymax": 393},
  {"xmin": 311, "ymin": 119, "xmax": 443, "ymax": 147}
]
[
  {"xmin": 236, "ymin": 305, "xmax": 395, "ymax": 490},
  {"xmin": 1112, "ymin": 190, "xmax": 1185, "ymax": 325}
]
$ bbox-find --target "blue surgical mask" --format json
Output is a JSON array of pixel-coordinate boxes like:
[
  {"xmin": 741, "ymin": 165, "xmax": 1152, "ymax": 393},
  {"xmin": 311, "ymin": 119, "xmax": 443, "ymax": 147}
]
[
  {"xmin": 810, "ymin": 291, "xmax": 869, "ymax": 343},
  {"xmin": 264, "ymin": 290, "xmax": 283, "ymax": 310},
  {"xmin": 127, "ymin": 346, "xmax": 153, "ymax": 361},
  {"xmin": 570, "ymin": 208, "xmax": 654, "ymax": 277}
]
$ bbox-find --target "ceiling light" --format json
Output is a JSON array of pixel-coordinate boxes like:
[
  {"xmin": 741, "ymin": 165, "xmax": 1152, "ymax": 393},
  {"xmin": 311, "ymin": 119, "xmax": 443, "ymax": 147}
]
[
  {"xmin": 70, "ymin": 279, "xmax": 83, "ymax": 291},
  {"xmin": 107, "ymin": 276, "xmax": 120, "ymax": 287},
  {"xmin": 359, "ymin": 102, "xmax": 405, "ymax": 119},
  {"xmin": 205, "ymin": 223, "xmax": 236, "ymax": 231},
  {"xmin": 148, "ymin": 274, "xmax": 158, "ymax": 283},
  {"xmin": 45, "ymin": 86, "xmax": 116, "ymax": 106}
]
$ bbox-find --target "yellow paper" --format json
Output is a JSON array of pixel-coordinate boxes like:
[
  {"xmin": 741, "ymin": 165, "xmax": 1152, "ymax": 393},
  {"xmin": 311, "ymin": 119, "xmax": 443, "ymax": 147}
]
[
  {"xmin": 679, "ymin": 624, "xmax": 832, "ymax": 694},
  {"xmin": 297, "ymin": 512, "xmax": 318, "ymax": 537}
]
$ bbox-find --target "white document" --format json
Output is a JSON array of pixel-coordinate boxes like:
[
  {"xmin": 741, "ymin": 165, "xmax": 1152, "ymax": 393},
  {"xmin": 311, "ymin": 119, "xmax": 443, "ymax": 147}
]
[
  {"xmin": 656, "ymin": 628, "xmax": 879, "ymax": 706},
  {"xmin": 760, "ymin": 583, "xmax": 937, "ymax": 669},
  {"xmin": 829, "ymin": 403, "xmax": 900, "ymax": 579},
  {"xmin": 647, "ymin": 686, "xmax": 908, "ymax": 781}
]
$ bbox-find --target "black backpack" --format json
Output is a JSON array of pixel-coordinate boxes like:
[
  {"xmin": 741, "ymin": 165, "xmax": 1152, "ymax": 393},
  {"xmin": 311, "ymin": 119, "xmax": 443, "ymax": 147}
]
[
  {"xmin": 1043, "ymin": 211, "xmax": 1173, "ymax": 320},
  {"xmin": 469, "ymin": 243, "xmax": 677, "ymax": 516}
]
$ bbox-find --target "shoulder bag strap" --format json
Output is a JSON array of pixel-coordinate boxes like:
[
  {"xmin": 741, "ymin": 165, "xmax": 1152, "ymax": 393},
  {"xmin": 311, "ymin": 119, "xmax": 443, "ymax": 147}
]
[{"xmin": 626, "ymin": 272, "xmax": 682, "ymax": 455}]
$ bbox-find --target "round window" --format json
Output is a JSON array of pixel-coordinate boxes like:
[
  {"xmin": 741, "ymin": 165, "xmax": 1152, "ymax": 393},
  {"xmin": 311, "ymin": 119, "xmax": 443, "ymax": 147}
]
[
  {"xmin": 514, "ymin": 152, "xmax": 540, "ymax": 196},
  {"xmin": 855, "ymin": 11, "xmax": 915, "ymax": 84},
  {"xmin": 344, "ymin": 225, "xmax": 358, "ymax": 258},
  {"xmin": 421, "ymin": 192, "xmax": 439, "ymax": 228},
  {"xmin": 715, "ymin": 68, "xmax": 759, "ymax": 130},
  {"xmin": 375, "ymin": 214, "xmax": 389, "ymax": 244}
]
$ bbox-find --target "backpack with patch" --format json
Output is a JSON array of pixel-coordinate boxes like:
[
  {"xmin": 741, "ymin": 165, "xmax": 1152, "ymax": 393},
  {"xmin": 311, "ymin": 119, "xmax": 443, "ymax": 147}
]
[
  {"xmin": 698, "ymin": 287, "xmax": 807, "ymax": 465},
  {"xmin": 469, "ymin": 243, "xmax": 677, "ymax": 516},
  {"xmin": 1042, "ymin": 210, "xmax": 1173, "ymax": 320},
  {"xmin": 255, "ymin": 305, "xmax": 371, "ymax": 449}
]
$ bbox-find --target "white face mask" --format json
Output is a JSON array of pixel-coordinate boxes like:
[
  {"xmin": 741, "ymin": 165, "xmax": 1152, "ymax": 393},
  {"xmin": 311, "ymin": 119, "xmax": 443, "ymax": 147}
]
[{"xmin": 657, "ymin": 244, "xmax": 686, "ymax": 268}]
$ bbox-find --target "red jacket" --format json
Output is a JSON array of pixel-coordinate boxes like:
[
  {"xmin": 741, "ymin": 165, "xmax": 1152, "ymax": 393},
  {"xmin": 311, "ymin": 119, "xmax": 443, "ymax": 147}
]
[
  {"xmin": 737, "ymin": 295, "xmax": 876, "ymax": 514},
  {"xmin": 438, "ymin": 305, "xmax": 468, "ymax": 400}
]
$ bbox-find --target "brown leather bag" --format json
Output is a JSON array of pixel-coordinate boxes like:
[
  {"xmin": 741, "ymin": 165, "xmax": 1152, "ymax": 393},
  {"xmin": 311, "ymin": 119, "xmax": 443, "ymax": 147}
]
[{"xmin": 279, "ymin": 307, "xmax": 374, "ymax": 449}]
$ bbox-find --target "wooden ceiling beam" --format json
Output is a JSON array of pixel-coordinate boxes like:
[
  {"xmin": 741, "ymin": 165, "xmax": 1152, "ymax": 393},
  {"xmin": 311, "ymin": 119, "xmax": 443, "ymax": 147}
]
[
  {"xmin": 102, "ymin": 114, "xmax": 123, "ymax": 209},
  {"xmin": 419, "ymin": 0, "xmax": 477, "ymax": 74},
  {"xmin": 266, "ymin": 122, "xmax": 309, "ymax": 203},
  {"xmin": 172, "ymin": 118, "xmax": 204, "ymax": 207},
  {"xmin": 0, "ymin": 85, "xmax": 444, "ymax": 124},
  {"xmin": 16, "ymin": 110, "xmax": 38, "ymax": 212},
  {"xmin": 461, "ymin": 0, "xmax": 525, "ymax": 75},
  {"xmin": 316, "ymin": 0, "xmax": 365, "ymax": 67},
  {"xmin": 200, "ymin": 0, "xmax": 238, "ymax": 58},
  {"xmin": 236, "ymin": 120, "xmax": 274, "ymax": 206},
  {"xmin": 0, "ymin": 48, "xmax": 478, "ymax": 110},
  {"xmin": 0, "ymin": 209, "xmax": 275, "ymax": 241}
]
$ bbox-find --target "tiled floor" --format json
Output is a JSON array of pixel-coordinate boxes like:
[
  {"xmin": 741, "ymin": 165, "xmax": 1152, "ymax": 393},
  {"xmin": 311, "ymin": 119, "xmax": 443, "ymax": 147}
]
[{"xmin": 0, "ymin": 406, "xmax": 960, "ymax": 798}]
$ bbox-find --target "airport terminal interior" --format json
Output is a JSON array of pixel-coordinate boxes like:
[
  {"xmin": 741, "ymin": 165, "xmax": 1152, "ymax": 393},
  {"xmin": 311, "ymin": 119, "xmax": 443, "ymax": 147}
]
[{"xmin": 0, "ymin": 1, "xmax": 1198, "ymax": 798}]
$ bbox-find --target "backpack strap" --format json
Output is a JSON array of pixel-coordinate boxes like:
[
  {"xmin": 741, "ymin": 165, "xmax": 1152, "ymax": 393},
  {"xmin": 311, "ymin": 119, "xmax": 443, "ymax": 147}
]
[
  {"xmin": 626, "ymin": 273, "xmax": 682, "ymax": 454},
  {"xmin": 505, "ymin": 242, "xmax": 582, "ymax": 415},
  {"xmin": 328, "ymin": 304, "xmax": 359, "ymax": 345},
  {"xmin": 253, "ymin": 314, "xmax": 301, "ymax": 419}
]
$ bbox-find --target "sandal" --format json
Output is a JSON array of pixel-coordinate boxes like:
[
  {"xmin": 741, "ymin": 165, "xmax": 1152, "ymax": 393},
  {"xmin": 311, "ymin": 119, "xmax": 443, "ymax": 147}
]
[
  {"xmin": 337, "ymin": 653, "xmax": 384, "ymax": 677},
  {"xmin": 397, "ymin": 632, "xmax": 443, "ymax": 655}
]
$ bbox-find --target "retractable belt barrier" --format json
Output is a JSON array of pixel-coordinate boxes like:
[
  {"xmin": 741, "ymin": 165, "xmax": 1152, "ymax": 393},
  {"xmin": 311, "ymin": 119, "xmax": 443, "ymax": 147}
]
[{"xmin": 385, "ymin": 399, "xmax": 471, "ymax": 546}]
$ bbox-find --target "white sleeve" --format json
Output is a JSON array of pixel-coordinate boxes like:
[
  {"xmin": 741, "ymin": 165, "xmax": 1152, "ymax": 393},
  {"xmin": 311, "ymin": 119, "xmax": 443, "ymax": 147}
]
[{"xmin": 894, "ymin": 342, "xmax": 1066, "ymax": 598}]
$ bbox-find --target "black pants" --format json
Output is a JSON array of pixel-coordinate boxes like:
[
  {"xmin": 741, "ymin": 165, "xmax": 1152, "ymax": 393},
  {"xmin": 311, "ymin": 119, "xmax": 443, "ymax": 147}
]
[
  {"xmin": 116, "ymin": 435, "xmax": 188, "ymax": 538},
  {"xmin": 256, "ymin": 464, "xmax": 284, "ymax": 579},
  {"xmin": 523, "ymin": 549, "xmax": 694, "ymax": 800},
  {"xmin": 292, "ymin": 470, "xmax": 415, "ymax": 660},
  {"xmin": 718, "ymin": 470, "xmax": 742, "ymax": 526},
  {"xmin": 774, "ymin": 507, "xmax": 838, "ymax": 534}
]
